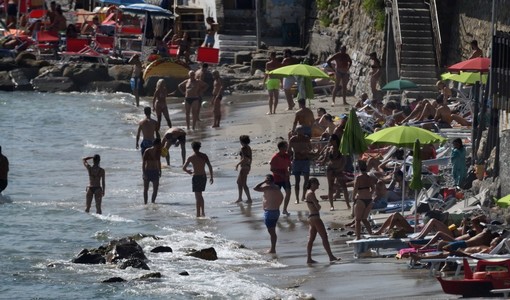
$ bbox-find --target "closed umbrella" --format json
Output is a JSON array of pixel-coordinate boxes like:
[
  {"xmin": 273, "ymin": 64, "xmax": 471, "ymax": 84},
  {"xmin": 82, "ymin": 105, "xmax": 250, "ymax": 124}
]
[
  {"xmin": 340, "ymin": 108, "xmax": 368, "ymax": 156},
  {"xmin": 409, "ymin": 139, "xmax": 423, "ymax": 231}
]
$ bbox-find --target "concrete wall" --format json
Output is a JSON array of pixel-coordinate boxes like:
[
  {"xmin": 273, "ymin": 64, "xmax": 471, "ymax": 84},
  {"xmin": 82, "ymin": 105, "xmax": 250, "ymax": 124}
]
[{"xmin": 263, "ymin": 0, "xmax": 306, "ymax": 36}]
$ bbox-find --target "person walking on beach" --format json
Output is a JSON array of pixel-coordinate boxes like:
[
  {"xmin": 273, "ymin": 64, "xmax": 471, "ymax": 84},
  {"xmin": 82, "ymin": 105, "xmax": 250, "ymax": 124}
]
[
  {"xmin": 136, "ymin": 107, "xmax": 160, "ymax": 157},
  {"xmin": 0, "ymin": 146, "xmax": 9, "ymax": 194},
  {"xmin": 82, "ymin": 155, "xmax": 105, "ymax": 214},
  {"xmin": 143, "ymin": 138, "xmax": 162, "ymax": 204},
  {"xmin": 263, "ymin": 51, "xmax": 282, "ymax": 115},
  {"xmin": 327, "ymin": 45, "xmax": 352, "ymax": 106},
  {"xmin": 235, "ymin": 135, "xmax": 252, "ymax": 203},
  {"xmin": 253, "ymin": 174, "xmax": 283, "ymax": 254},
  {"xmin": 451, "ymin": 138, "xmax": 467, "ymax": 186},
  {"xmin": 153, "ymin": 79, "xmax": 172, "ymax": 130},
  {"xmin": 183, "ymin": 141, "xmax": 214, "ymax": 217},
  {"xmin": 178, "ymin": 71, "xmax": 209, "ymax": 130},
  {"xmin": 162, "ymin": 127, "xmax": 186, "ymax": 166},
  {"xmin": 369, "ymin": 52, "xmax": 381, "ymax": 98},
  {"xmin": 270, "ymin": 141, "xmax": 292, "ymax": 216},
  {"xmin": 305, "ymin": 177, "xmax": 340, "ymax": 263},
  {"xmin": 211, "ymin": 70, "xmax": 223, "ymax": 128},
  {"xmin": 128, "ymin": 53, "xmax": 143, "ymax": 107},
  {"xmin": 291, "ymin": 98, "xmax": 315, "ymax": 137},
  {"xmin": 282, "ymin": 49, "xmax": 299, "ymax": 110},
  {"xmin": 353, "ymin": 160, "xmax": 376, "ymax": 240},
  {"xmin": 288, "ymin": 126, "xmax": 311, "ymax": 204}
]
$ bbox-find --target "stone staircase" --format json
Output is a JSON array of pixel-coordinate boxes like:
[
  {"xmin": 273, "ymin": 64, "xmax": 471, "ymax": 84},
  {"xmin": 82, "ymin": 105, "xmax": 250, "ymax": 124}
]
[
  {"xmin": 397, "ymin": 0, "xmax": 439, "ymax": 99},
  {"xmin": 218, "ymin": 10, "xmax": 257, "ymax": 64}
]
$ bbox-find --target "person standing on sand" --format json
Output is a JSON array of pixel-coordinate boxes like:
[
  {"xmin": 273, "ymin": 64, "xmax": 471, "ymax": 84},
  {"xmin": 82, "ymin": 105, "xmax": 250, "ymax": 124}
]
[
  {"xmin": 183, "ymin": 141, "xmax": 214, "ymax": 217},
  {"xmin": 129, "ymin": 54, "xmax": 143, "ymax": 107},
  {"xmin": 143, "ymin": 138, "xmax": 162, "ymax": 204},
  {"xmin": 178, "ymin": 71, "xmax": 209, "ymax": 130},
  {"xmin": 291, "ymin": 98, "xmax": 315, "ymax": 137},
  {"xmin": 282, "ymin": 49, "xmax": 299, "ymax": 111},
  {"xmin": 83, "ymin": 154, "xmax": 105, "ymax": 214},
  {"xmin": 211, "ymin": 70, "xmax": 223, "ymax": 128},
  {"xmin": 195, "ymin": 63, "xmax": 212, "ymax": 120},
  {"xmin": 353, "ymin": 160, "xmax": 376, "ymax": 240},
  {"xmin": 305, "ymin": 177, "xmax": 340, "ymax": 263},
  {"xmin": 327, "ymin": 45, "xmax": 352, "ymax": 106},
  {"xmin": 161, "ymin": 127, "xmax": 186, "ymax": 166},
  {"xmin": 253, "ymin": 174, "xmax": 283, "ymax": 254},
  {"xmin": 270, "ymin": 141, "xmax": 292, "ymax": 216},
  {"xmin": 288, "ymin": 126, "xmax": 311, "ymax": 204},
  {"xmin": 235, "ymin": 135, "xmax": 252, "ymax": 203},
  {"xmin": 136, "ymin": 107, "xmax": 160, "ymax": 157},
  {"xmin": 0, "ymin": 146, "xmax": 9, "ymax": 194},
  {"xmin": 263, "ymin": 51, "xmax": 282, "ymax": 115},
  {"xmin": 153, "ymin": 79, "xmax": 172, "ymax": 130},
  {"xmin": 369, "ymin": 52, "xmax": 381, "ymax": 98}
]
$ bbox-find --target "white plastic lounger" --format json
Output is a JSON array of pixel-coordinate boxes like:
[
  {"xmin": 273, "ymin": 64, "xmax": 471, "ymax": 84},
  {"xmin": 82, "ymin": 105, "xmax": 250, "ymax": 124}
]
[{"xmin": 346, "ymin": 237, "xmax": 410, "ymax": 258}]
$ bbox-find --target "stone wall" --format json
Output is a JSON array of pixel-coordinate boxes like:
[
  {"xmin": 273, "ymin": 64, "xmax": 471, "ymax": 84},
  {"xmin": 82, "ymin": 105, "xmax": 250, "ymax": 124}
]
[
  {"xmin": 500, "ymin": 130, "xmax": 510, "ymax": 196},
  {"xmin": 262, "ymin": 0, "xmax": 306, "ymax": 37},
  {"xmin": 308, "ymin": 0, "xmax": 385, "ymax": 98}
]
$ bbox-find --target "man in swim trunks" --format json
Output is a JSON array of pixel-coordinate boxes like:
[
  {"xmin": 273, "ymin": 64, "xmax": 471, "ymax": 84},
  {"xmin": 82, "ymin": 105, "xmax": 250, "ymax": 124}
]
[
  {"xmin": 128, "ymin": 53, "xmax": 143, "ymax": 107},
  {"xmin": 291, "ymin": 98, "xmax": 315, "ymax": 137},
  {"xmin": 136, "ymin": 107, "xmax": 160, "ymax": 157},
  {"xmin": 288, "ymin": 126, "xmax": 312, "ymax": 204},
  {"xmin": 270, "ymin": 141, "xmax": 292, "ymax": 216},
  {"xmin": 253, "ymin": 174, "xmax": 284, "ymax": 254},
  {"xmin": 183, "ymin": 141, "xmax": 214, "ymax": 217},
  {"xmin": 263, "ymin": 51, "xmax": 282, "ymax": 115},
  {"xmin": 162, "ymin": 127, "xmax": 186, "ymax": 166},
  {"xmin": 82, "ymin": 154, "xmax": 105, "ymax": 214},
  {"xmin": 178, "ymin": 70, "xmax": 209, "ymax": 130},
  {"xmin": 282, "ymin": 49, "xmax": 299, "ymax": 110},
  {"xmin": 142, "ymin": 138, "xmax": 162, "ymax": 204},
  {"xmin": 327, "ymin": 45, "xmax": 352, "ymax": 106},
  {"xmin": 0, "ymin": 146, "xmax": 9, "ymax": 194}
]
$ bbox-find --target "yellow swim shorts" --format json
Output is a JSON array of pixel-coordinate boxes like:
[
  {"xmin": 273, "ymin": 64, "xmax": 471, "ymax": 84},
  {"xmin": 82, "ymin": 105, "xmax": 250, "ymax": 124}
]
[{"xmin": 266, "ymin": 78, "xmax": 280, "ymax": 90}]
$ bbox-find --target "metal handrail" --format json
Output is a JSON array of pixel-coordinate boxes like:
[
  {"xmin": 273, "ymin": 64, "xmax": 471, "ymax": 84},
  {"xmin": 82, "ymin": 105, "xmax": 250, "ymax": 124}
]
[
  {"xmin": 425, "ymin": 0, "xmax": 442, "ymax": 69},
  {"xmin": 391, "ymin": 0, "xmax": 402, "ymax": 75}
]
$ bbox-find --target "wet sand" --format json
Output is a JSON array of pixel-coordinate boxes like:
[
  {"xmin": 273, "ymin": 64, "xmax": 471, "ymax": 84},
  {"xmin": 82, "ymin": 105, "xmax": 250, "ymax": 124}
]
[{"xmin": 161, "ymin": 91, "xmax": 451, "ymax": 299}]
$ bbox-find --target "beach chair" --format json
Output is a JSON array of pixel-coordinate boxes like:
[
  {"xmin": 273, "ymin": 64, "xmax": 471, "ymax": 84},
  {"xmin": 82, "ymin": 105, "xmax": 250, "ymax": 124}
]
[
  {"xmin": 93, "ymin": 35, "xmax": 114, "ymax": 54},
  {"xmin": 59, "ymin": 37, "xmax": 91, "ymax": 62},
  {"xmin": 34, "ymin": 30, "xmax": 60, "ymax": 59}
]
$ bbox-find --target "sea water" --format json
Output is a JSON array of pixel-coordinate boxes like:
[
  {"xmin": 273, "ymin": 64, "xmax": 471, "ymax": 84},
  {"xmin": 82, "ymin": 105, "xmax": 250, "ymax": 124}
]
[{"xmin": 0, "ymin": 92, "xmax": 296, "ymax": 299}]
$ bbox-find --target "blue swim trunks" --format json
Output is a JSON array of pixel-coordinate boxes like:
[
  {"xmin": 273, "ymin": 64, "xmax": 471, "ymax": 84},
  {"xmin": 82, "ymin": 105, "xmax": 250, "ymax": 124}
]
[
  {"xmin": 140, "ymin": 139, "xmax": 153, "ymax": 156},
  {"xmin": 292, "ymin": 159, "xmax": 310, "ymax": 176},
  {"xmin": 264, "ymin": 209, "xmax": 280, "ymax": 228},
  {"xmin": 301, "ymin": 125, "xmax": 312, "ymax": 138},
  {"xmin": 130, "ymin": 77, "xmax": 140, "ymax": 92},
  {"xmin": 446, "ymin": 240, "xmax": 467, "ymax": 251}
]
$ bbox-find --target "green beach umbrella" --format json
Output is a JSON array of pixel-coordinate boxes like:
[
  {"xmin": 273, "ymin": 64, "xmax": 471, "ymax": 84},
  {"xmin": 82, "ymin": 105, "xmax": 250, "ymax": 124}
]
[
  {"xmin": 267, "ymin": 64, "xmax": 330, "ymax": 79},
  {"xmin": 441, "ymin": 71, "xmax": 488, "ymax": 84},
  {"xmin": 381, "ymin": 79, "xmax": 418, "ymax": 91},
  {"xmin": 365, "ymin": 125, "xmax": 446, "ymax": 147},
  {"xmin": 340, "ymin": 108, "xmax": 368, "ymax": 156},
  {"xmin": 496, "ymin": 194, "xmax": 510, "ymax": 208}
]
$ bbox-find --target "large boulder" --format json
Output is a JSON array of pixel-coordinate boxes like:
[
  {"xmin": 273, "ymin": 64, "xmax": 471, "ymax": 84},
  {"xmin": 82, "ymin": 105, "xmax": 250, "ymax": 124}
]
[
  {"xmin": 72, "ymin": 249, "xmax": 106, "ymax": 264},
  {"xmin": 102, "ymin": 277, "xmax": 126, "ymax": 283},
  {"xmin": 63, "ymin": 63, "xmax": 111, "ymax": 86},
  {"xmin": 108, "ymin": 65, "xmax": 133, "ymax": 81},
  {"xmin": 0, "ymin": 71, "xmax": 14, "ymax": 91},
  {"xmin": 106, "ymin": 238, "xmax": 147, "ymax": 263},
  {"xmin": 150, "ymin": 246, "xmax": 173, "ymax": 253},
  {"xmin": 14, "ymin": 51, "xmax": 36, "ymax": 65},
  {"xmin": 186, "ymin": 247, "xmax": 218, "ymax": 261},
  {"xmin": 0, "ymin": 58, "xmax": 17, "ymax": 72},
  {"xmin": 136, "ymin": 272, "xmax": 161, "ymax": 280},
  {"xmin": 118, "ymin": 258, "xmax": 150, "ymax": 270},
  {"xmin": 32, "ymin": 76, "xmax": 76, "ymax": 92},
  {"xmin": 235, "ymin": 51, "xmax": 252, "ymax": 65},
  {"xmin": 10, "ymin": 67, "xmax": 39, "ymax": 91},
  {"xmin": 251, "ymin": 58, "xmax": 267, "ymax": 75}
]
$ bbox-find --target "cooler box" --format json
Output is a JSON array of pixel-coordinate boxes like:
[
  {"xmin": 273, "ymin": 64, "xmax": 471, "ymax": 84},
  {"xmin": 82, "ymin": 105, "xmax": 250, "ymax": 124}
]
[{"xmin": 197, "ymin": 47, "xmax": 219, "ymax": 64}]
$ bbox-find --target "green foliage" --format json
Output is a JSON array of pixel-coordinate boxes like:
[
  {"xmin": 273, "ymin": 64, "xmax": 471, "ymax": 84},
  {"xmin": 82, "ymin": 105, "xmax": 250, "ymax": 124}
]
[
  {"xmin": 362, "ymin": 0, "xmax": 386, "ymax": 31},
  {"xmin": 319, "ymin": 14, "xmax": 332, "ymax": 27},
  {"xmin": 316, "ymin": 0, "xmax": 340, "ymax": 27}
]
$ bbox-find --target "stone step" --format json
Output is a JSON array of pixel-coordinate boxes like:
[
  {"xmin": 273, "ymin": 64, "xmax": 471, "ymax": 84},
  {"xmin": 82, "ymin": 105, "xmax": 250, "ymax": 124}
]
[
  {"xmin": 401, "ymin": 29, "xmax": 433, "ymax": 38},
  {"xmin": 401, "ymin": 69, "xmax": 437, "ymax": 78},
  {"xmin": 219, "ymin": 40, "xmax": 257, "ymax": 47},
  {"xmin": 399, "ymin": 15, "xmax": 430, "ymax": 24},
  {"xmin": 222, "ymin": 22, "xmax": 256, "ymax": 31},
  {"xmin": 400, "ymin": 63, "xmax": 437, "ymax": 72},
  {"xmin": 402, "ymin": 36, "xmax": 433, "ymax": 44},
  {"xmin": 399, "ymin": 8, "xmax": 430, "ymax": 17},
  {"xmin": 400, "ymin": 50, "xmax": 435, "ymax": 59},
  {"xmin": 398, "ymin": 2, "xmax": 427, "ymax": 9},
  {"xmin": 401, "ymin": 56, "xmax": 435, "ymax": 65},
  {"xmin": 400, "ymin": 22, "xmax": 432, "ymax": 31},
  {"xmin": 218, "ymin": 34, "xmax": 257, "ymax": 41},
  {"xmin": 403, "ymin": 77, "xmax": 439, "ymax": 85},
  {"xmin": 220, "ymin": 29, "xmax": 257, "ymax": 36},
  {"xmin": 401, "ymin": 43, "xmax": 435, "ymax": 51},
  {"xmin": 218, "ymin": 45, "xmax": 257, "ymax": 52}
]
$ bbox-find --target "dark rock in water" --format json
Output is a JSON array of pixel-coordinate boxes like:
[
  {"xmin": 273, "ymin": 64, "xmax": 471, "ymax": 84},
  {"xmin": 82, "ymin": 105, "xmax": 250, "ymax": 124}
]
[
  {"xmin": 178, "ymin": 271, "xmax": 189, "ymax": 276},
  {"xmin": 72, "ymin": 249, "xmax": 106, "ymax": 264},
  {"xmin": 186, "ymin": 247, "xmax": 218, "ymax": 261},
  {"xmin": 10, "ymin": 67, "xmax": 38, "ymax": 91},
  {"xmin": 137, "ymin": 272, "xmax": 161, "ymax": 280},
  {"xmin": 0, "ymin": 71, "xmax": 15, "ymax": 91},
  {"xmin": 119, "ymin": 258, "xmax": 150, "ymax": 270},
  {"xmin": 107, "ymin": 238, "xmax": 147, "ymax": 262},
  {"xmin": 32, "ymin": 76, "xmax": 75, "ymax": 92},
  {"xmin": 102, "ymin": 277, "xmax": 126, "ymax": 283},
  {"xmin": 108, "ymin": 65, "xmax": 132, "ymax": 81},
  {"xmin": 150, "ymin": 246, "xmax": 173, "ymax": 253},
  {"xmin": 84, "ymin": 81, "xmax": 131, "ymax": 93},
  {"xmin": 63, "ymin": 63, "xmax": 110, "ymax": 86}
]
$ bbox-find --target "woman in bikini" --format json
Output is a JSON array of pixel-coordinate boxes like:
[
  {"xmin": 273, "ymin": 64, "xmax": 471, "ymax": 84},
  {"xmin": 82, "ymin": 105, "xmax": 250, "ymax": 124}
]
[
  {"xmin": 353, "ymin": 160, "xmax": 376, "ymax": 240},
  {"xmin": 82, "ymin": 154, "xmax": 105, "ymax": 214},
  {"xmin": 305, "ymin": 177, "xmax": 339, "ymax": 263},
  {"xmin": 369, "ymin": 52, "xmax": 381, "ymax": 97},
  {"xmin": 320, "ymin": 135, "xmax": 350, "ymax": 211},
  {"xmin": 152, "ymin": 79, "xmax": 172, "ymax": 130},
  {"xmin": 235, "ymin": 135, "xmax": 252, "ymax": 203}
]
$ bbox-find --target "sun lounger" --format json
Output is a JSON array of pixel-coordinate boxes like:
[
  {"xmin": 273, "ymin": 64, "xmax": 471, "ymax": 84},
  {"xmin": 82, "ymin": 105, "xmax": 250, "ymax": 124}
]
[{"xmin": 346, "ymin": 237, "xmax": 412, "ymax": 258}]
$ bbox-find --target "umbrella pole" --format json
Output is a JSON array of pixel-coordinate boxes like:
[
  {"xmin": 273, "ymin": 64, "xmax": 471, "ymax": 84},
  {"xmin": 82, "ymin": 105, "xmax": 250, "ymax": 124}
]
[
  {"xmin": 414, "ymin": 190, "xmax": 419, "ymax": 232},
  {"xmin": 401, "ymin": 159, "xmax": 405, "ymax": 215}
]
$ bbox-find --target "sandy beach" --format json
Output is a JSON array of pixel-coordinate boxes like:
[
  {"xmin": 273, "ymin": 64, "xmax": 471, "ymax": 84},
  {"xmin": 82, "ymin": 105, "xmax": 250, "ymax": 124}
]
[{"xmin": 169, "ymin": 91, "xmax": 450, "ymax": 299}]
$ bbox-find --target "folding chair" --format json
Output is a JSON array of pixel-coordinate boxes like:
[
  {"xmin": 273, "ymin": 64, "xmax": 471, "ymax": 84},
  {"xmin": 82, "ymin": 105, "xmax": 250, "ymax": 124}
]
[
  {"xmin": 35, "ymin": 30, "xmax": 60, "ymax": 59},
  {"xmin": 59, "ymin": 37, "xmax": 91, "ymax": 62}
]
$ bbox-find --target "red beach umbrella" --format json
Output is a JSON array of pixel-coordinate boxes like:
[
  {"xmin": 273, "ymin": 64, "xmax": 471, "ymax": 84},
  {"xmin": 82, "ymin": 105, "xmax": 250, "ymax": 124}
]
[{"xmin": 447, "ymin": 57, "xmax": 491, "ymax": 73}]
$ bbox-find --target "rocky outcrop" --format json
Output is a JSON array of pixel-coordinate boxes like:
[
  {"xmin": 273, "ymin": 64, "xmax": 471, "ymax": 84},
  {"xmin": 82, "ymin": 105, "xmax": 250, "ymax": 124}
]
[
  {"xmin": 72, "ymin": 249, "xmax": 107, "ymax": 264},
  {"xmin": 150, "ymin": 246, "xmax": 173, "ymax": 253},
  {"xmin": 186, "ymin": 247, "xmax": 218, "ymax": 261},
  {"xmin": 119, "ymin": 258, "xmax": 150, "ymax": 270}
]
